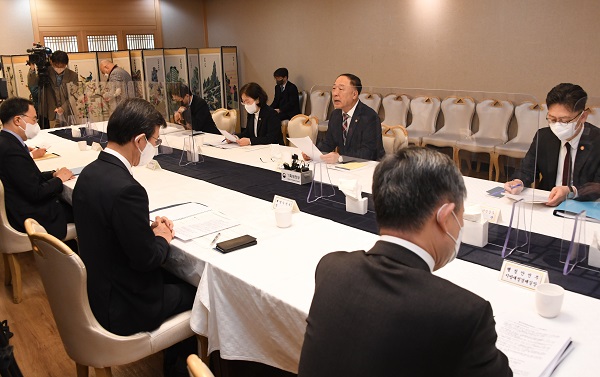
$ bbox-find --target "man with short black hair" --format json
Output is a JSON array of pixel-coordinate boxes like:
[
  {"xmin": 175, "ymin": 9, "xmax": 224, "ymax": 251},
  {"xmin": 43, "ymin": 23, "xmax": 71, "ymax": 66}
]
[
  {"xmin": 313, "ymin": 73, "xmax": 384, "ymax": 162},
  {"xmin": 0, "ymin": 97, "xmax": 74, "ymax": 239},
  {"xmin": 27, "ymin": 50, "xmax": 78, "ymax": 128},
  {"xmin": 505, "ymin": 83, "xmax": 600, "ymax": 206},
  {"xmin": 73, "ymin": 98, "xmax": 196, "ymax": 376},
  {"xmin": 171, "ymin": 83, "xmax": 220, "ymax": 134},
  {"xmin": 298, "ymin": 147, "xmax": 512, "ymax": 377},
  {"xmin": 270, "ymin": 67, "xmax": 300, "ymax": 121}
]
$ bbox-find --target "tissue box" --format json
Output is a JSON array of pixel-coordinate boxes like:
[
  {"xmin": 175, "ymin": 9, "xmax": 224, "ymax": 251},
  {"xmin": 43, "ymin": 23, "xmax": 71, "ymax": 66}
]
[
  {"xmin": 346, "ymin": 196, "xmax": 368, "ymax": 215},
  {"xmin": 281, "ymin": 170, "xmax": 313, "ymax": 185},
  {"xmin": 462, "ymin": 219, "xmax": 489, "ymax": 247}
]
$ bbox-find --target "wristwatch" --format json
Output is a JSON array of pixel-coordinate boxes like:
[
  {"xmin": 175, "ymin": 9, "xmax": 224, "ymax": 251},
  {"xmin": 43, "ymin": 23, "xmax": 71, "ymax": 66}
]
[
  {"xmin": 338, "ymin": 155, "xmax": 343, "ymax": 163},
  {"xmin": 567, "ymin": 186, "xmax": 575, "ymax": 199}
]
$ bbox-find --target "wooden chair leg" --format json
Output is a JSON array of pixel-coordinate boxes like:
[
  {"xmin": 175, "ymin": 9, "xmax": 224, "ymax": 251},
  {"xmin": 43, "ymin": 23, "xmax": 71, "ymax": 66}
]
[
  {"xmin": 492, "ymin": 153, "xmax": 501, "ymax": 181},
  {"xmin": 94, "ymin": 367, "xmax": 113, "ymax": 377},
  {"xmin": 76, "ymin": 363, "xmax": 89, "ymax": 377},
  {"xmin": 3, "ymin": 253, "xmax": 11, "ymax": 286},
  {"xmin": 453, "ymin": 147, "xmax": 461, "ymax": 169},
  {"xmin": 6, "ymin": 254, "xmax": 22, "ymax": 304},
  {"xmin": 197, "ymin": 334, "xmax": 209, "ymax": 364}
]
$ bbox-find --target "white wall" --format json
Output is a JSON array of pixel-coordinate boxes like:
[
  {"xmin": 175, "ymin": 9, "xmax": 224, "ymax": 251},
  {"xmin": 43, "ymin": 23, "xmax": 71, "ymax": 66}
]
[
  {"xmin": 0, "ymin": 0, "xmax": 35, "ymax": 55},
  {"xmin": 160, "ymin": 0, "xmax": 206, "ymax": 48}
]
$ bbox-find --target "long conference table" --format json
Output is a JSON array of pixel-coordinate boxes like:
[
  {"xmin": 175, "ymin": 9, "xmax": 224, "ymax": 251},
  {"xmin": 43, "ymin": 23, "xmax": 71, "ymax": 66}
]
[{"xmin": 30, "ymin": 123, "xmax": 600, "ymax": 376}]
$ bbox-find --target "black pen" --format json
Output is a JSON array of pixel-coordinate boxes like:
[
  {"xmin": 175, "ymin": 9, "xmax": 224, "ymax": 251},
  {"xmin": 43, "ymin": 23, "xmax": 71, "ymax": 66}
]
[{"xmin": 210, "ymin": 232, "xmax": 221, "ymax": 246}]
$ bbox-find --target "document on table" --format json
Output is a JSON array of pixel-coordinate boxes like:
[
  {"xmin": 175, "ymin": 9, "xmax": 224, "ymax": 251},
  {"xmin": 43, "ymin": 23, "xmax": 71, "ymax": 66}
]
[
  {"xmin": 150, "ymin": 202, "xmax": 210, "ymax": 221},
  {"xmin": 288, "ymin": 136, "xmax": 323, "ymax": 162},
  {"xmin": 70, "ymin": 166, "xmax": 85, "ymax": 176},
  {"xmin": 553, "ymin": 199, "xmax": 600, "ymax": 223},
  {"xmin": 334, "ymin": 162, "xmax": 368, "ymax": 170},
  {"xmin": 505, "ymin": 188, "xmax": 551, "ymax": 204},
  {"xmin": 173, "ymin": 211, "xmax": 240, "ymax": 241},
  {"xmin": 495, "ymin": 315, "xmax": 573, "ymax": 377},
  {"xmin": 219, "ymin": 129, "xmax": 238, "ymax": 142}
]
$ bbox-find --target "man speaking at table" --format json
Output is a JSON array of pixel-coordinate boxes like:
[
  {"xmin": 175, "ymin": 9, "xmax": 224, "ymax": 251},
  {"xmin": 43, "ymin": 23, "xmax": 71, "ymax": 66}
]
[
  {"xmin": 307, "ymin": 73, "xmax": 384, "ymax": 163},
  {"xmin": 505, "ymin": 83, "xmax": 600, "ymax": 206},
  {"xmin": 73, "ymin": 98, "xmax": 196, "ymax": 376},
  {"xmin": 298, "ymin": 147, "xmax": 512, "ymax": 377}
]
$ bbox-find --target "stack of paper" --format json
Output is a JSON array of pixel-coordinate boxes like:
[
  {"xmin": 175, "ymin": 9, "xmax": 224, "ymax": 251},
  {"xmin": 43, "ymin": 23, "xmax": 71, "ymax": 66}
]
[
  {"xmin": 505, "ymin": 188, "xmax": 551, "ymax": 204},
  {"xmin": 495, "ymin": 315, "xmax": 573, "ymax": 377}
]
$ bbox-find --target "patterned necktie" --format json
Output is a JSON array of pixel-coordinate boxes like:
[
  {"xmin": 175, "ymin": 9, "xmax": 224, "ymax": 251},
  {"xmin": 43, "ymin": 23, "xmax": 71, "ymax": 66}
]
[
  {"xmin": 342, "ymin": 112, "xmax": 349, "ymax": 145},
  {"xmin": 562, "ymin": 142, "xmax": 572, "ymax": 186}
]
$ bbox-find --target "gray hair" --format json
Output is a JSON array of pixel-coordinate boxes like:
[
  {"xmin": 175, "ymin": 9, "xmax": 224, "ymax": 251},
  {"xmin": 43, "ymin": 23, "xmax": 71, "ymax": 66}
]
[{"xmin": 372, "ymin": 146, "xmax": 466, "ymax": 232}]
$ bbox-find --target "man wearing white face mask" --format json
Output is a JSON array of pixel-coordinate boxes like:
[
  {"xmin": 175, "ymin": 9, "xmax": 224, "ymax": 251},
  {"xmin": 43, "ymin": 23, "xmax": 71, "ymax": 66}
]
[
  {"xmin": 73, "ymin": 98, "xmax": 197, "ymax": 377},
  {"xmin": 0, "ymin": 97, "xmax": 74, "ymax": 239},
  {"xmin": 299, "ymin": 147, "xmax": 512, "ymax": 377},
  {"xmin": 505, "ymin": 83, "xmax": 600, "ymax": 206}
]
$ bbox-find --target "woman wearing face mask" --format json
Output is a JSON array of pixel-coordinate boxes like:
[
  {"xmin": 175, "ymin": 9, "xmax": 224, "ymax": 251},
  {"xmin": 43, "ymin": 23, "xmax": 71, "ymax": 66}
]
[
  {"xmin": 504, "ymin": 83, "xmax": 600, "ymax": 207},
  {"xmin": 234, "ymin": 82, "xmax": 284, "ymax": 146}
]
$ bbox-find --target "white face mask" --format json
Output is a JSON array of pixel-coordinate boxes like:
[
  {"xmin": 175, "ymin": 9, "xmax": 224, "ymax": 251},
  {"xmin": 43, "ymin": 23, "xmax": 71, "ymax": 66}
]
[
  {"xmin": 135, "ymin": 135, "xmax": 155, "ymax": 167},
  {"xmin": 437, "ymin": 205, "xmax": 463, "ymax": 264},
  {"xmin": 244, "ymin": 102, "xmax": 258, "ymax": 114},
  {"xmin": 19, "ymin": 121, "xmax": 41, "ymax": 139},
  {"xmin": 549, "ymin": 113, "xmax": 582, "ymax": 141}
]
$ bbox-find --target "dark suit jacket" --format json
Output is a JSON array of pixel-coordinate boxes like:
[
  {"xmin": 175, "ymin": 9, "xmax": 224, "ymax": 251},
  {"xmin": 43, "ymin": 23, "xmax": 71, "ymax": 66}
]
[
  {"xmin": 512, "ymin": 123, "xmax": 600, "ymax": 191},
  {"xmin": 270, "ymin": 81, "xmax": 300, "ymax": 121},
  {"xmin": 72, "ymin": 151, "xmax": 171, "ymax": 335},
  {"xmin": 28, "ymin": 68, "xmax": 78, "ymax": 122},
  {"xmin": 318, "ymin": 100, "xmax": 385, "ymax": 161},
  {"xmin": 189, "ymin": 95, "xmax": 220, "ymax": 134},
  {"xmin": 298, "ymin": 241, "xmax": 512, "ymax": 377},
  {"xmin": 238, "ymin": 104, "xmax": 284, "ymax": 145},
  {"xmin": 0, "ymin": 131, "xmax": 67, "ymax": 239}
]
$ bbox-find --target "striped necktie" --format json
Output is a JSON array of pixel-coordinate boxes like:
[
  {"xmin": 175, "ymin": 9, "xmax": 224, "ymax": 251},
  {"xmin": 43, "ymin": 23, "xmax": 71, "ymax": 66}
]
[{"xmin": 342, "ymin": 112, "xmax": 349, "ymax": 145}]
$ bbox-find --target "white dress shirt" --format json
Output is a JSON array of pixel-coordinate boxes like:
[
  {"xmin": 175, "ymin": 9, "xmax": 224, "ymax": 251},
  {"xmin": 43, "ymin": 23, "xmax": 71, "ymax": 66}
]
[{"xmin": 378, "ymin": 235, "xmax": 435, "ymax": 272}]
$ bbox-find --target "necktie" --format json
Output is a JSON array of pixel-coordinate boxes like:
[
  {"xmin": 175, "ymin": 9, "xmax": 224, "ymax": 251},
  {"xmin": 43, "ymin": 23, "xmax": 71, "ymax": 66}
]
[
  {"xmin": 281, "ymin": 85, "xmax": 285, "ymax": 92},
  {"xmin": 562, "ymin": 142, "xmax": 572, "ymax": 186},
  {"xmin": 342, "ymin": 112, "xmax": 349, "ymax": 145}
]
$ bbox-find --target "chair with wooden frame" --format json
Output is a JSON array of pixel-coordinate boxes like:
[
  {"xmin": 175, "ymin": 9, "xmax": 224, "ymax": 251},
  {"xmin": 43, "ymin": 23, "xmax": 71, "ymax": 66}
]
[
  {"xmin": 382, "ymin": 125, "xmax": 409, "ymax": 154},
  {"xmin": 287, "ymin": 114, "xmax": 318, "ymax": 147},
  {"xmin": 211, "ymin": 108, "xmax": 237, "ymax": 134},
  {"xmin": 309, "ymin": 90, "xmax": 331, "ymax": 133},
  {"xmin": 381, "ymin": 94, "xmax": 410, "ymax": 130},
  {"xmin": 406, "ymin": 96, "xmax": 442, "ymax": 146},
  {"xmin": 358, "ymin": 92, "xmax": 382, "ymax": 114},
  {"xmin": 187, "ymin": 354, "xmax": 214, "ymax": 377}
]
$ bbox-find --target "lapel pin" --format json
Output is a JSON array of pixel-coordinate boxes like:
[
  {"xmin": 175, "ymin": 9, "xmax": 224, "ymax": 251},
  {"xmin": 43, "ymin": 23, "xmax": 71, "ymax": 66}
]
[{"xmin": 580, "ymin": 145, "xmax": 585, "ymax": 151}]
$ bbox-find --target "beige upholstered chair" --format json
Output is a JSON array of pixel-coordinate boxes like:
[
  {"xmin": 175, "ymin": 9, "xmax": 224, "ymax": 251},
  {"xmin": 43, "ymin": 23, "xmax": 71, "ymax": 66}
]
[
  {"xmin": 187, "ymin": 354, "xmax": 214, "ymax": 377},
  {"xmin": 381, "ymin": 94, "xmax": 410, "ymax": 128},
  {"xmin": 287, "ymin": 115, "xmax": 318, "ymax": 147},
  {"xmin": 492, "ymin": 102, "xmax": 547, "ymax": 181},
  {"xmin": 299, "ymin": 90, "xmax": 308, "ymax": 115},
  {"xmin": 0, "ymin": 179, "xmax": 76, "ymax": 303},
  {"xmin": 422, "ymin": 96, "xmax": 475, "ymax": 159},
  {"xmin": 358, "ymin": 92, "xmax": 382, "ymax": 114},
  {"xmin": 586, "ymin": 106, "xmax": 600, "ymax": 128},
  {"xmin": 456, "ymin": 99, "xmax": 514, "ymax": 180},
  {"xmin": 211, "ymin": 108, "xmax": 237, "ymax": 134},
  {"xmin": 24, "ymin": 218, "xmax": 195, "ymax": 377},
  {"xmin": 406, "ymin": 96, "xmax": 441, "ymax": 146},
  {"xmin": 382, "ymin": 125, "xmax": 408, "ymax": 154},
  {"xmin": 309, "ymin": 90, "xmax": 331, "ymax": 133}
]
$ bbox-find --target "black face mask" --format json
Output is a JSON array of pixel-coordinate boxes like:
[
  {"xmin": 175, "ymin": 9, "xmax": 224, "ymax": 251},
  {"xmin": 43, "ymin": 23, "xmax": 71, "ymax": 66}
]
[{"xmin": 276, "ymin": 79, "xmax": 284, "ymax": 86}]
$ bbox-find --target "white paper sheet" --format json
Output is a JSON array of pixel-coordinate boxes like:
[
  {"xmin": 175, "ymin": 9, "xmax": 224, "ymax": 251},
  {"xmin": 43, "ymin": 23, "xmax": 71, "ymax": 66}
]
[
  {"xmin": 219, "ymin": 129, "xmax": 239, "ymax": 142},
  {"xmin": 150, "ymin": 202, "xmax": 210, "ymax": 221},
  {"xmin": 287, "ymin": 136, "xmax": 323, "ymax": 162},
  {"xmin": 505, "ymin": 188, "xmax": 551, "ymax": 204},
  {"xmin": 173, "ymin": 211, "xmax": 240, "ymax": 241}
]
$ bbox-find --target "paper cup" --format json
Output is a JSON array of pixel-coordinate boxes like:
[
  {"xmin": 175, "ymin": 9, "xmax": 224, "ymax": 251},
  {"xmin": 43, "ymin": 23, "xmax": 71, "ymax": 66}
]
[
  {"xmin": 274, "ymin": 207, "xmax": 293, "ymax": 228},
  {"xmin": 77, "ymin": 141, "xmax": 88, "ymax": 151},
  {"xmin": 71, "ymin": 127, "xmax": 81, "ymax": 138},
  {"xmin": 91, "ymin": 142, "xmax": 103, "ymax": 151},
  {"xmin": 535, "ymin": 283, "xmax": 565, "ymax": 318}
]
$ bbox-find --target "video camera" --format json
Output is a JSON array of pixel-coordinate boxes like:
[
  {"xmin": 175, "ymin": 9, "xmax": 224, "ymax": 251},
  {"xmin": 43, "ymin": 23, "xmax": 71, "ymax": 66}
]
[{"xmin": 26, "ymin": 43, "xmax": 52, "ymax": 71}]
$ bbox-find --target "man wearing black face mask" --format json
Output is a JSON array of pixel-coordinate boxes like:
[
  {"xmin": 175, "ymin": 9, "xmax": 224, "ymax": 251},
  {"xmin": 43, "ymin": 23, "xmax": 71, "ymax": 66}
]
[
  {"xmin": 270, "ymin": 67, "xmax": 300, "ymax": 122},
  {"xmin": 505, "ymin": 83, "xmax": 600, "ymax": 206},
  {"xmin": 171, "ymin": 83, "xmax": 220, "ymax": 134}
]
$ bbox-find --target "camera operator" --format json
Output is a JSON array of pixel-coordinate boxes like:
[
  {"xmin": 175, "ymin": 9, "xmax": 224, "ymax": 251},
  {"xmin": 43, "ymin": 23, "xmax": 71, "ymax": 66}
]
[{"xmin": 28, "ymin": 50, "xmax": 78, "ymax": 129}]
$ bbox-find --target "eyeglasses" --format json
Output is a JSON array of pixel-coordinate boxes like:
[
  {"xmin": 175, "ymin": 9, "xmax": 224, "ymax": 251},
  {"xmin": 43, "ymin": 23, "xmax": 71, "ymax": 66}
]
[
  {"xmin": 149, "ymin": 135, "xmax": 162, "ymax": 146},
  {"xmin": 18, "ymin": 114, "xmax": 38, "ymax": 123},
  {"xmin": 546, "ymin": 111, "xmax": 583, "ymax": 125}
]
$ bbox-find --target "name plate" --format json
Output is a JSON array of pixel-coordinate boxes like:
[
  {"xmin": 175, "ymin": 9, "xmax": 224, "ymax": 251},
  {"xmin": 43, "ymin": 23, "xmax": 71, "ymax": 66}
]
[
  {"xmin": 499, "ymin": 260, "xmax": 549, "ymax": 291},
  {"xmin": 481, "ymin": 205, "xmax": 502, "ymax": 223},
  {"xmin": 272, "ymin": 195, "xmax": 300, "ymax": 213},
  {"xmin": 281, "ymin": 170, "xmax": 313, "ymax": 185}
]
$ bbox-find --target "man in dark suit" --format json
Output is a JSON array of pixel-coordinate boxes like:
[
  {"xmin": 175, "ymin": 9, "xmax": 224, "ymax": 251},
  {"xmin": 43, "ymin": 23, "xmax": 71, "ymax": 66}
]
[
  {"xmin": 298, "ymin": 147, "xmax": 512, "ymax": 377},
  {"xmin": 0, "ymin": 97, "xmax": 74, "ymax": 239},
  {"xmin": 314, "ymin": 73, "xmax": 384, "ymax": 162},
  {"xmin": 72, "ymin": 98, "xmax": 196, "ymax": 376},
  {"xmin": 171, "ymin": 83, "xmax": 220, "ymax": 134},
  {"xmin": 270, "ymin": 67, "xmax": 300, "ymax": 122},
  {"xmin": 505, "ymin": 83, "xmax": 600, "ymax": 206}
]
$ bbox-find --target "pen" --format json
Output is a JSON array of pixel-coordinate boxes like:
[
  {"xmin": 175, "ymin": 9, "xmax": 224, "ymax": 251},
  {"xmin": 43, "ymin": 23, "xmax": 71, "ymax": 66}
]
[
  {"xmin": 210, "ymin": 232, "xmax": 221, "ymax": 246},
  {"xmin": 510, "ymin": 183, "xmax": 522, "ymax": 189}
]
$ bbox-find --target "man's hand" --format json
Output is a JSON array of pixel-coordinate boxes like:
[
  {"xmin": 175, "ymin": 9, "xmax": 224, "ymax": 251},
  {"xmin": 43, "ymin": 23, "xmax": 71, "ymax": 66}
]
[
  {"xmin": 546, "ymin": 186, "xmax": 569, "ymax": 207},
  {"xmin": 55, "ymin": 107, "xmax": 64, "ymax": 115},
  {"xmin": 504, "ymin": 179, "xmax": 524, "ymax": 194},
  {"xmin": 301, "ymin": 152, "xmax": 311, "ymax": 161},
  {"xmin": 274, "ymin": 108, "xmax": 280, "ymax": 113},
  {"xmin": 320, "ymin": 152, "xmax": 340, "ymax": 164},
  {"xmin": 151, "ymin": 216, "xmax": 175, "ymax": 242},
  {"xmin": 53, "ymin": 167, "xmax": 74, "ymax": 182},
  {"xmin": 30, "ymin": 147, "xmax": 47, "ymax": 159},
  {"xmin": 174, "ymin": 111, "xmax": 183, "ymax": 124},
  {"xmin": 237, "ymin": 137, "xmax": 251, "ymax": 146}
]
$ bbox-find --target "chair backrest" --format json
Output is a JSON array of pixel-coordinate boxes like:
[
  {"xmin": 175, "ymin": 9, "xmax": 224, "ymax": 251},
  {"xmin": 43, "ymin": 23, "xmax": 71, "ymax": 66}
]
[
  {"xmin": 287, "ymin": 115, "xmax": 318, "ymax": 146},
  {"xmin": 299, "ymin": 90, "xmax": 308, "ymax": 115},
  {"xmin": 309, "ymin": 90, "xmax": 331, "ymax": 123},
  {"xmin": 407, "ymin": 96, "xmax": 441, "ymax": 133},
  {"xmin": 381, "ymin": 94, "xmax": 410, "ymax": 127},
  {"xmin": 24, "ymin": 218, "xmax": 149, "ymax": 367},
  {"xmin": 187, "ymin": 354, "xmax": 214, "ymax": 377},
  {"xmin": 358, "ymin": 92, "xmax": 382, "ymax": 114},
  {"xmin": 474, "ymin": 99, "xmax": 514, "ymax": 141},
  {"xmin": 513, "ymin": 102, "xmax": 547, "ymax": 144},
  {"xmin": 211, "ymin": 108, "xmax": 237, "ymax": 134},
  {"xmin": 0, "ymin": 179, "xmax": 32, "ymax": 254},
  {"xmin": 586, "ymin": 106, "xmax": 600, "ymax": 128},
  {"xmin": 438, "ymin": 96, "xmax": 475, "ymax": 135},
  {"xmin": 382, "ymin": 125, "xmax": 408, "ymax": 154}
]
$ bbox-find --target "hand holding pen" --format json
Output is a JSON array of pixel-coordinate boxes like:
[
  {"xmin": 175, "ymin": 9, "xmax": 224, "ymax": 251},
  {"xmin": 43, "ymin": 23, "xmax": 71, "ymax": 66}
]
[{"xmin": 504, "ymin": 179, "xmax": 524, "ymax": 195}]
